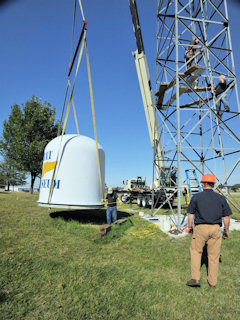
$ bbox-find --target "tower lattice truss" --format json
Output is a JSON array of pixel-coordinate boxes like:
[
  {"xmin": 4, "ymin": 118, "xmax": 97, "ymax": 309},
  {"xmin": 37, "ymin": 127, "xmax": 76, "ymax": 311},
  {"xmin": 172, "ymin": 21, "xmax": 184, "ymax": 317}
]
[{"xmin": 155, "ymin": 0, "xmax": 240, "ymax": 188}]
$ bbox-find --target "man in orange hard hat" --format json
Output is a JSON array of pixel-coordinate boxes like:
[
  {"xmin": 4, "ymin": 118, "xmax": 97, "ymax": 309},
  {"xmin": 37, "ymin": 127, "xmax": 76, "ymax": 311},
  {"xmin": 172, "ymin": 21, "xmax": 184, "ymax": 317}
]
[{"xmin": 186, "ymin": 173, "xmax": 232, "ymax": 288}]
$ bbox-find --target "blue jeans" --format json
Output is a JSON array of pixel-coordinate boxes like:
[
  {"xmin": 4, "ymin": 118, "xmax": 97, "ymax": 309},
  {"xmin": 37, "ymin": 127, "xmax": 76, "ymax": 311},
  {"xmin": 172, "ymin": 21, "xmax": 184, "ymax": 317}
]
[
  {"xmin": 106, "ymin": 206, "xmax": 117, "ymax": 224},
  {"xmin": 216, "ymin": 93, "xmax": 229, "ymax": 117}
]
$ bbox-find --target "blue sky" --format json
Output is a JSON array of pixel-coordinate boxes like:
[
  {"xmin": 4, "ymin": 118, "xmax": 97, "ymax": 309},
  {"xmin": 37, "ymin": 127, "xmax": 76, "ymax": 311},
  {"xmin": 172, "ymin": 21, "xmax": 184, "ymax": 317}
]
[{"xmin": 0, "ymin": 0, "xmax": 240, "ymax": 188}]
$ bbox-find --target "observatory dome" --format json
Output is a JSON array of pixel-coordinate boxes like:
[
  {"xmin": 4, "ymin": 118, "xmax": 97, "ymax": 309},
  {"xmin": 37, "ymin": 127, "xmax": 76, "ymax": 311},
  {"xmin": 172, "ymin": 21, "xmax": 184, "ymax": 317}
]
[{"xmin": 38, "ymin": 134, "xmax": 105, "ymax": 209}]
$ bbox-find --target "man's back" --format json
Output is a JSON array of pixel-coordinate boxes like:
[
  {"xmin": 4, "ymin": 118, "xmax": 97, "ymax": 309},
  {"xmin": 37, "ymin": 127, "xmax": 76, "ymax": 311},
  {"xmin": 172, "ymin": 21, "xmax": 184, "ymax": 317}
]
[{"xmin": 188, "ymin": 189, "xmax": 231, "ymax": 226}]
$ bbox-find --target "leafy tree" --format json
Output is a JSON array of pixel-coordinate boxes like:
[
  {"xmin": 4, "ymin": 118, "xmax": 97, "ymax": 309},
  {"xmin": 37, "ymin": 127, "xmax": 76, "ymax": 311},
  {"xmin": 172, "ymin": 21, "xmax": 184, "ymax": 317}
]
[
  {"xmin": 0, "ymin": 170, "xmax": 5, "ymax": 186},
  {"xmin": 0, "ymin": 159, "xmax": 27, "ymax": 190},
  {"xmin": 231, "ymin": 184, "xmax": 240, "ymax": 192},
  {"xmin": 0, "ymin": 96, "xmax": 59, "ymax": 193}
]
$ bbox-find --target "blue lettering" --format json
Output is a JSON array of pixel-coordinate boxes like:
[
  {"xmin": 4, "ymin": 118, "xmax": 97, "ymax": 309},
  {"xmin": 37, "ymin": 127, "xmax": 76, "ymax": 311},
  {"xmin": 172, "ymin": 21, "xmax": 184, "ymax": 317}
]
[
  {"xmin": 44, "ymin": 150, "xmax": 53, "ymax": 161},
  {"xmin": 41, "ymin": 179, "xmax": 61, "ymax": 189},
  {"xmin": 56, "ymin": 180, "xmax": 60, "ymax": 189}
]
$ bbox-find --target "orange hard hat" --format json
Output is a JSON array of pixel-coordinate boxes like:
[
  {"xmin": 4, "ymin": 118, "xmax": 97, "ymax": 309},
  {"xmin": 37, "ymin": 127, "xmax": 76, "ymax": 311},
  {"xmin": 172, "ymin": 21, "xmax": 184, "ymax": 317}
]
[{"xmin": 200, "ymin": 174, "xmax": 216, "ymax": 183}]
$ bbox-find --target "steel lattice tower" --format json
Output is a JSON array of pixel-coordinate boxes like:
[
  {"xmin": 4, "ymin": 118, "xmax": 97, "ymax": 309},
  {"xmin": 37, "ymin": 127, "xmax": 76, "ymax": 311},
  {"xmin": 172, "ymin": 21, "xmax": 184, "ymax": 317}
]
[{"xmin": 154, "ymin": 0, "xmax": 240, "ymax": 225}]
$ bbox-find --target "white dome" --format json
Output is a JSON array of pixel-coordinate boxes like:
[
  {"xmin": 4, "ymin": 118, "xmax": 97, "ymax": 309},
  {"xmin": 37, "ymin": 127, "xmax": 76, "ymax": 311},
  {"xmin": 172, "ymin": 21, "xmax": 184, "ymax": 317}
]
[{"xmin": 38, "ymin": 134, "xmax": 105, "ymax": 209}]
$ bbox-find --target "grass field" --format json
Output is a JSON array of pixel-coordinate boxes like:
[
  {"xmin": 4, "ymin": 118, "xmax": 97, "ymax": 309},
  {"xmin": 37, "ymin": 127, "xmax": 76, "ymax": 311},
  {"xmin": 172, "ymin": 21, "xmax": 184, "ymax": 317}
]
[{"xmin": 0, "ymin": 191, "xmax": 240, "ymax": 320}]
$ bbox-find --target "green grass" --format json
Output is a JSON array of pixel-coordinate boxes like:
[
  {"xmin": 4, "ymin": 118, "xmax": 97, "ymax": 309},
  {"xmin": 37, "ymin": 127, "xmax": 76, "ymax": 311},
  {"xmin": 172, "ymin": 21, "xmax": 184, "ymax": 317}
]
[{"xmin": 0, "ymin": 191, "xmax": 240, "ymax": 320}]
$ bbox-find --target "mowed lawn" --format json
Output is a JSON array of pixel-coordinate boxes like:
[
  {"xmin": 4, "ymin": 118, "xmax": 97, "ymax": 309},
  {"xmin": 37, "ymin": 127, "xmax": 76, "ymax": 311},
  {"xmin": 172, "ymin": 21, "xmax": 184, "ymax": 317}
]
[{"xmin": 0, "ymin": 191, "xmax": 240, "ymax": 320}]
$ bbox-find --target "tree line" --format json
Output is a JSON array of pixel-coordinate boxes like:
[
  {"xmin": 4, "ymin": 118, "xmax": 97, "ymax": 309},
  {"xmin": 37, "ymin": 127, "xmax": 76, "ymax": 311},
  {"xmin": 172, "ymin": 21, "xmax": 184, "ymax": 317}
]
[{"xmin": 0, "ymin": 96, "xmax": 59, "ymax": 193}]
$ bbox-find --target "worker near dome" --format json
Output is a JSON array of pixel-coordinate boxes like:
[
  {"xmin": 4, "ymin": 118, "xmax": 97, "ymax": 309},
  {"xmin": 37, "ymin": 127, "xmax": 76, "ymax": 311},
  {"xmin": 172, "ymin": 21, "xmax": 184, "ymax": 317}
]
[
  {"xmin": 105, "ymin": 187, "xmax": 118, "ymax": 225},
  {"xmin": 186, "ymin": 173, "xmax": 232, "ymax": 288}
]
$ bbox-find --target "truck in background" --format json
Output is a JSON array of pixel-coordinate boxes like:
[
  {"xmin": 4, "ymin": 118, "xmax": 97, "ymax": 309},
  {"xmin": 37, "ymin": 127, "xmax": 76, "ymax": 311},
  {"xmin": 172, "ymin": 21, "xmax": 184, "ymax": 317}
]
[{"xmin": 118, "ymin": 170, "xmax": 176, "ymax": 209}]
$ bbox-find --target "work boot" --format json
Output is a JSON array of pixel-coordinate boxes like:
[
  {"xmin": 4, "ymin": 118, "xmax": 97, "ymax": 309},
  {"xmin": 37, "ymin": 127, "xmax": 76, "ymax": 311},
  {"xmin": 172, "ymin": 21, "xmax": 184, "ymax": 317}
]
[
  {"xmin": 186, "ymin": 279, "xmax": 201, "ymax": 287},
  {"xmin": 207, "ymin": 281, "xmax": 216, "ymax": 288},
  {"xmin": 225, "ymin": 106, "xmax": 230, "ymax": 112}
]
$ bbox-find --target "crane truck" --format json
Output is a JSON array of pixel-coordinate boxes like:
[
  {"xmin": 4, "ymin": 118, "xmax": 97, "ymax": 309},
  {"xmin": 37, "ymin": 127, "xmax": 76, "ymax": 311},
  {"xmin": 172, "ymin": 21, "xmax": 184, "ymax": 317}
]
[
  {"xmin": 119, "ymin": 175, "xmax": 175, "ymax": 208},
  {"xmin": 117, "ymin": 0, "xmax": 177, "ymax": 209}
]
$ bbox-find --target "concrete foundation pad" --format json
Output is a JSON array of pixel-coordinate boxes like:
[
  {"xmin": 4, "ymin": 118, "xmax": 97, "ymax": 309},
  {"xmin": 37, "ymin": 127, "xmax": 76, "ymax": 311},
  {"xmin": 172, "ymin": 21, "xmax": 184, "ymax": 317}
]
[
  {"xmin": 140, "ymin": 213, "xmax": 240, "ymax": 238},
  {"xmin": 141, "ymin": 214, "xmax": 187, "ymax": 238}
]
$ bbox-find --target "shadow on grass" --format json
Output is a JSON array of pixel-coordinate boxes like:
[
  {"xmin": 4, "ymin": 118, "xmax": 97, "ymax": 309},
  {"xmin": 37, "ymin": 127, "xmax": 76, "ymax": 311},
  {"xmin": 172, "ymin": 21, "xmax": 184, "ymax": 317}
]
[
  {"xmin": 49, "ymin": 209, "xmax": 133, "ymax": 225},
  {"xmin": 0, "ymin": 292, "xmax": 7, "ymax": 304}
]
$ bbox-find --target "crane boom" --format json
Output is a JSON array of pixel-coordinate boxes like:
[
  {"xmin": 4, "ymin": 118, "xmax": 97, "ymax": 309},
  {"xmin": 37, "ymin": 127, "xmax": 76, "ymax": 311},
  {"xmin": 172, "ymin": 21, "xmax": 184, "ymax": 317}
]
[
  {"xmin": 128, "ymin": 0, "xmax": 164, "ymax": 185},
  {"xmin": 128, "ymin": 0, "xmax": 144, "ymax": 54}
]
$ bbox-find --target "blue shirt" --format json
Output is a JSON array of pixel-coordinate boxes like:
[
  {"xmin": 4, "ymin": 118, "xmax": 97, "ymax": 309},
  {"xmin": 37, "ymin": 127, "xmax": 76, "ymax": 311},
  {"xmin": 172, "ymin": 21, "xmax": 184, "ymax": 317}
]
[
  {"xmin": 171, "ymin": 170, "xmax": 177, "ymax": 177},
  {"xmin": 187, "ymin": 189, "xmax": 232, "ymax": 226}
]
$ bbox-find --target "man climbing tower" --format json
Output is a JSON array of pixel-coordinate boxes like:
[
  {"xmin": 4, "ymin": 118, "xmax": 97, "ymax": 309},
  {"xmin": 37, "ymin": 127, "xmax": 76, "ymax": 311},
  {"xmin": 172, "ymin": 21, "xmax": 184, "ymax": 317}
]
[
  {"xmin": 170, "ymin": 167, "xmax": 177, "ymax": 186},
  {"xmin": 214, "ymin": 75, "xmax": 230, "ymax": 117},
  {"xmin": 184, "ymin": 38, "xmax": 202, "ymax": 68}
]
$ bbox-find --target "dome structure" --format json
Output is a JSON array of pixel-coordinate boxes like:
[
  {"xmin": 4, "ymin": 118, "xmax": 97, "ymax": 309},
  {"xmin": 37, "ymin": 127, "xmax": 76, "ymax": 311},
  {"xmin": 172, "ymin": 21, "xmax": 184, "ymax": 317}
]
[{"xmin": 38, "ymin": 134, "xmax": 105, "ymax": 209}]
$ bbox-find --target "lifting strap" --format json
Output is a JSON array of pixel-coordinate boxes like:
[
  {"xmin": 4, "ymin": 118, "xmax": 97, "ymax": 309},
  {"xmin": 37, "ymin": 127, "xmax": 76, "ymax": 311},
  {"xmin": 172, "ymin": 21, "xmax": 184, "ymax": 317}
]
[
  {"xmin": 48, "ymin": 25, "xmax": 86, "ymax": 204},
  {"xmin": 57, "ymin": 80, "xmax": 70, "ymax": 137},
  {"xmin": 57, "ymin": 0, "xmax": 78, "ymax": 137},
  {"xmin": 48, "ymin": 0, "xmax": 103, "ymax": 204},
  {"xmin": 69, "ymin": 81, "xmax": 80, "ymax": 134},
  {"xmin": 78, "ymin": 0, "xmax": 85, "ymax": 21},
  {"xmin": 85, "ymin": 39, "xmax": 103, "ymax": 201},
  {"xmin": 71, "ymin": 96, "xmax": 80, "ymax": 134}
]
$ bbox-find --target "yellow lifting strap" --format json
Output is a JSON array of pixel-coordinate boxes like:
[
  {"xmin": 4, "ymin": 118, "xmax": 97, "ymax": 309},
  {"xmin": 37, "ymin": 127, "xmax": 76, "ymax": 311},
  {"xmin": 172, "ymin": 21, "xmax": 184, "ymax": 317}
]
[
  {"xmin": 78, "ymin": 0, "xmax": 85, "ymax": 21},
  {"xmin": 57, "ymin": 0, "xmax": 78, "ymax": 137},
  {"xmin": 48, "ymin": 29, "xmax": 86, "ymax": 204},
  {"xmin": 48, "ymin": 0, "xmax": 103, "ymax": 204},
  {"xmin": 71, "ymin": 97, "xmax": 80, "ymax": 134},
  {"xmin": 68, "ymin": 81, "xmax": 80, "ymax": 134},
  {"xmin": 85, "ymin": 39, "xmax": 103, "ymax": 201},
  {"xmin": 57, "ymin": 83, "xmax": 80, "ymax": 137},
  {"xmin": 57, "ymin": 80, "xmax": 70, "ymax": 137}
]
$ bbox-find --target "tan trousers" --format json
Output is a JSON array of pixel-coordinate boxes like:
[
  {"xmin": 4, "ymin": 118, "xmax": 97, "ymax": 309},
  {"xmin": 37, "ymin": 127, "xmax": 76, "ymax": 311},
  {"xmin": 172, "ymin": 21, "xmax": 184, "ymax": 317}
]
[{"xmin": 190, "ymin": 224, "xmax": 222, "ymax": 286}]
